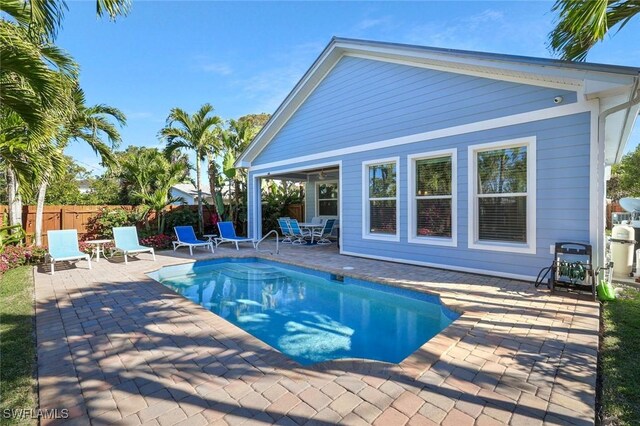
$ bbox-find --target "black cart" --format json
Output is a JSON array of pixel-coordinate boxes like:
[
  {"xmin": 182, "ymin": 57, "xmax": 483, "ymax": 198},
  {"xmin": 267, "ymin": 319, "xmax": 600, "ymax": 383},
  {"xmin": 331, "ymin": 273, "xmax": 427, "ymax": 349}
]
[{"xmin": 549, "ymin": 242, "xmax": 596, "ymax": 300}]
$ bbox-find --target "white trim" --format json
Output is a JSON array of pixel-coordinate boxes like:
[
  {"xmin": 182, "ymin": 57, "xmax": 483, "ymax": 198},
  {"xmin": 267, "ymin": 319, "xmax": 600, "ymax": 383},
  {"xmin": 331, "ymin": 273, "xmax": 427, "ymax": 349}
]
[
  {"xmin": 362, "ymin": 157, "xmax": 400, "ymax": 242},
  {"xmin": 250, "ymin": 160, "xmax": 343, "ymax": 240},
  {"xmin": 467, "ymin": 137, "xmax": 537, "ymax": 254},
  {"xmin": 315, "ymin": 180, "xmax": 339, "ymax": 217},
  {"xmin": 249, "ymin": 102, "xmax": 589, "ymax": 172},
  {"xmin": 340, "ymin": 250, "xmax": 537, "ymax": 282},
  {"xmin": 237, "ymin": 48, "xmax": 342, "ymax": 165},
  {"xmin": 407, "ymin": 149, "xmax": 458, "ymax": 247},
  {"xmin": 589, "ymin": 100, "xmax": 604, "ymax": 268},
  {"xmin": 346, "ymin": 52, "xmax": 583, "ymax": 92},
  {"xmin": 338, "ymin": 163, "xmax": 344, "ymax": 254}
]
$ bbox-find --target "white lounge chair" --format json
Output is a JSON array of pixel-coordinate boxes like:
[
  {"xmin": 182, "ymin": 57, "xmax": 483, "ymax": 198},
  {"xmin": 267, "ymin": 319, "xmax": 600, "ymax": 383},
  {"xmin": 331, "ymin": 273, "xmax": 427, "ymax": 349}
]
[
  {"xmin": 113, "ymin": 226, "xmax": 155, "ymax": 264},
  {"xmin": 216, "ymin": 222, "xmax": 257, "ymax": 250},
  {"xmin": 47, "ymin": 229, "xmax": 91, "ymax": 275}
]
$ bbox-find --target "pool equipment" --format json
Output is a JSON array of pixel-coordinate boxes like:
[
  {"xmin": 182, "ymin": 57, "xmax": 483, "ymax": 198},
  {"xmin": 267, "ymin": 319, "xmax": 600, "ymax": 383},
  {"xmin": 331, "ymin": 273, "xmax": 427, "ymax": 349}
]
[
  {"xmin": 535, "ymin": 242, "xmax": 596, "ymax": 300},
  {"xmin": 610, "ymin": 224, "xmax": 636, "ymax": 277}
]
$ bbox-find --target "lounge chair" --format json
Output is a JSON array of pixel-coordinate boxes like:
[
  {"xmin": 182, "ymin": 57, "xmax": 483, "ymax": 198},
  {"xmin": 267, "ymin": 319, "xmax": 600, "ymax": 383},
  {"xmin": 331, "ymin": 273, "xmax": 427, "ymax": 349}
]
[
  {"xmin": 277, "ymin": 218, "xmax": 293, "ymax": 244},
  {"xmin": 312, "ymin": 219, "xmax": 336, "ymax": 245},
  {"xmin": 216, "ymin": 222, "xmax": 257, "ymax": 250},
  {"xmin": 47, "ymin": 229, "xmax": 91, "ymax": 275},
  {"xmin": 288, "ymin": 219, "xmax": 311, "ymax": 245},
  {"xmin": 173, "ymin": 226, "xmax": 214, "ymax": 256},
  {"xmin": 113, "ymin": 226, "xmax": 156, "ymax": 264}
]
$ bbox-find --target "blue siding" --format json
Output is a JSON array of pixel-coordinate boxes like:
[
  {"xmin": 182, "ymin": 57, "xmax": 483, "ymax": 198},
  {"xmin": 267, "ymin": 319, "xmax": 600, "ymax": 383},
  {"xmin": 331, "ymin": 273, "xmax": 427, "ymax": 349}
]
[
  {"xmin": 249, "ymin": 112, "xmax": 591, "ymax": 280},
  {"xmin": 253, "ymin": 56, "xmax": 577, "ymax": 166}
]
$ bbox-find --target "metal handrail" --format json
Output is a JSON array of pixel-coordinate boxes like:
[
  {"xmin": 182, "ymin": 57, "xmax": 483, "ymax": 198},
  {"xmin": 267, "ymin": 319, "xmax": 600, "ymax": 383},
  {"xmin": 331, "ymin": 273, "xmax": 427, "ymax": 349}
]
[{"xmin": 255, "ymin": 230, "xmax": 279, "ymax": 255}]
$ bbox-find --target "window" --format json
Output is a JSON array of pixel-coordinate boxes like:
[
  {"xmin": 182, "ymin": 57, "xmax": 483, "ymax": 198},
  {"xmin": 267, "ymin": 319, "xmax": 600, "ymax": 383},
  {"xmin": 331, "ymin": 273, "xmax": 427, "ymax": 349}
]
[
  {"xmin": 316, "ymin": 181, "xmax": 338, "ymax": 216},
  {"xmin": 362, "ymin": 158, "xmax": 399, "ymax": 241},
  {"xmin": 468, "ymin": 137, "xmax": 536, "ymax": 253},
  {"xmin": 408, "ymin": 149, "xmax": 457, "ymax": 246}
]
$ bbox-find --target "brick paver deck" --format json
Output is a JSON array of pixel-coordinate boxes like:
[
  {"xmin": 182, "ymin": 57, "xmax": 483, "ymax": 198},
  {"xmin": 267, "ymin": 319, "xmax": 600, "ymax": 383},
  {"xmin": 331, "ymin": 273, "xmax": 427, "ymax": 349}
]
[{"xmin": 34, "ymin": 243, "xmax": 599, "ymax": 425}]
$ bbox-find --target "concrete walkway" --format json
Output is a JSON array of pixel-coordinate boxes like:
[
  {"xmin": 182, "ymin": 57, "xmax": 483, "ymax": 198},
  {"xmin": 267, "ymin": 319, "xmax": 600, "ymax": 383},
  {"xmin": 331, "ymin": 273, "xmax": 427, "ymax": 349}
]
[{"xmin": 34, "ymin": 243, "xmax": 599, "ymax": 425}]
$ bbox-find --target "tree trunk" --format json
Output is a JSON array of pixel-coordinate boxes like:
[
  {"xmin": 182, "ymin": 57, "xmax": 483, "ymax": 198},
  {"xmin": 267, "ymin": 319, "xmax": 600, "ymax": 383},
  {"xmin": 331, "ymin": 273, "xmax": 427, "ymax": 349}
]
[
  {"xmin": 7, "ymin": 168, "xmax": 22, "ymax": 228},
  {"xmin": 196, "ymin": 159, "xmax": 204, "ymax": 234},
  {"xmin": 207, "ymin": 153, "xmax": 219, "ymax": 219},
  {"xmin": 34, "ymin": 176, "xmax": 49, "ymax": 246}
]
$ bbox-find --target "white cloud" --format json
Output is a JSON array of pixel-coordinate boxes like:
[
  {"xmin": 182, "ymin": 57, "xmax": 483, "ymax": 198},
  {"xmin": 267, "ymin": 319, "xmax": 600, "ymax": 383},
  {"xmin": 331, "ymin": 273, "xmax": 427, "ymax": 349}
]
[
  {"xmin": 234, "ymin": 41, "xmax": 326, "ymax": 114},
  {"xmin": 401, "ymin": 9, "xmax": 549, "ymax": 57},
  {"xmin": 354, "ymin": 16, "xmax": 392, "ymax": 31},
  {"xmin": 201, "ymin": 62, "xmax": 233, "ymax": 76}
]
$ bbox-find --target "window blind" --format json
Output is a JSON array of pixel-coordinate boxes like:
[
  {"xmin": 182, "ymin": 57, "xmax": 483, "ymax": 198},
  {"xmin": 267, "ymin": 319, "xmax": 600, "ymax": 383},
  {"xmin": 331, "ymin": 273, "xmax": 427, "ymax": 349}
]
[
  {"xmin": 415, "ymin": 156, "xmax": 452, "ymax": 238},
  {"xmin": 476, "ymin": 147, "xmax": 527, "ymax": 243}
]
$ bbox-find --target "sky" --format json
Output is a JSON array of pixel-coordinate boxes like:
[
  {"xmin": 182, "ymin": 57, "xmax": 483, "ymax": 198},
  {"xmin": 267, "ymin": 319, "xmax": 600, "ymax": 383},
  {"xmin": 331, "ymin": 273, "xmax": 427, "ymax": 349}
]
[{"xmin": 57, "ymin": 1, "xmax": 640, "ymax": 176}]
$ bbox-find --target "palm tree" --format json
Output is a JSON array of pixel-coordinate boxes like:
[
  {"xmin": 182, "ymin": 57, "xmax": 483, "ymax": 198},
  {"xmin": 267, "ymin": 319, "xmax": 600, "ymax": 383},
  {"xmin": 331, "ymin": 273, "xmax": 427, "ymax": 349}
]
[
  {"xmin": 160, "ymin": 104, "xmax": 222, "ymax": 234},
  {"xmin": 549, "ymin": 0, "xmax": 640, "ymax": 61},
  {"xmin": 1, "ymin": 0, "xmax": 132, "ymax": 41},
  {"xmin": 33, "ymin": 85, "xmax": 125, "ymax": 246},
  {"xmin": 133, "ymin": 162, "xmax": 188, "ymax": 234}
]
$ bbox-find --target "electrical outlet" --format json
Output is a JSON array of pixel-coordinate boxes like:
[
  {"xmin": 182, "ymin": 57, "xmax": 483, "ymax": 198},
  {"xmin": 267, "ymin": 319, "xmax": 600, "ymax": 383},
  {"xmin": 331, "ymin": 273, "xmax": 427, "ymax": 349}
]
[{"xmin": 550, "ymin": 244, "xmax": 555, "ymax": 254}]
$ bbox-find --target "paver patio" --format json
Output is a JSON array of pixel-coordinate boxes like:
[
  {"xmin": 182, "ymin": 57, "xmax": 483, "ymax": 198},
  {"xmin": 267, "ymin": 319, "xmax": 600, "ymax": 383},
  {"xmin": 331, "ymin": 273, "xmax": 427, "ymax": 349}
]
[{"xmin": 33, "ymin": 242, "xmax": 599, "ymax": 425}]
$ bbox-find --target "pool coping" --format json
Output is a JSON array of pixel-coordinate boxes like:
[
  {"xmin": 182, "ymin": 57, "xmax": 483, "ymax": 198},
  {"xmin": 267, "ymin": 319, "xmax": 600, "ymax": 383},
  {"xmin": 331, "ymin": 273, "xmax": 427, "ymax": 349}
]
[{"xmin": 143, "ymin": 253, "xmax": 485, "ymax": 380}]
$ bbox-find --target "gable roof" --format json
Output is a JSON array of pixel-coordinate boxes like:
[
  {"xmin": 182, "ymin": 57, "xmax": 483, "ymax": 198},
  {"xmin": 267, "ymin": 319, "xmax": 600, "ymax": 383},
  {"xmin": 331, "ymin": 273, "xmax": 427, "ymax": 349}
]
[
  {"xmin": 237, "ymin": 37, "xmax": 640, "ymax": 167},
  {"xmin": 171, "ymin": 183, "xmax": 211, "ymax": 199}
]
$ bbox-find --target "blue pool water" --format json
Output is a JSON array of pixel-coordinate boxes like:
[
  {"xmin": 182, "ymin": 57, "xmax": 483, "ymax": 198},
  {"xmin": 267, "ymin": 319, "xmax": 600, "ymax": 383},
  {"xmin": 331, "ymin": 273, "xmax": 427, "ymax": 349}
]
[{"xmin": 148, "ymin": 258, "xmax": 459, "ymax": 365}]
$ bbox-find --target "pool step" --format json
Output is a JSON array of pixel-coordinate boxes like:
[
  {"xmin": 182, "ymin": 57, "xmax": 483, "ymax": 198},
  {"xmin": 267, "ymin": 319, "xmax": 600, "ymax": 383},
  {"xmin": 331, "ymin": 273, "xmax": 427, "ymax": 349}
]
[{"xmin": 218, "ymin": 264, "xmax": 288, "ymax": 281}]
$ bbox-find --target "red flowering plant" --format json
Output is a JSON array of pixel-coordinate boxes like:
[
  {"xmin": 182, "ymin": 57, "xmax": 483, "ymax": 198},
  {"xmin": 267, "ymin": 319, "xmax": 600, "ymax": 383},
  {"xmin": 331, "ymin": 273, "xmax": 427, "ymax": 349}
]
[
  {"xmin": 140, "ymin": 234, "xmax": 175, "ymax": 250},
  {"xmin": 0, "ymin": 245, "xmax": 48, "ymax": 273}
]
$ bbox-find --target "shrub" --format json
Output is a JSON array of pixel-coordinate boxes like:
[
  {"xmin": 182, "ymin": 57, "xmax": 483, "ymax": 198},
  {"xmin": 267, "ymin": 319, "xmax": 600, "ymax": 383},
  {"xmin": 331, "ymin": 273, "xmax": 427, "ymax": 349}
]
[
  {"xmin": 164, "ymin": 208, "xmax": 198, "ymax": 232},
  {"xmin": 140, "ymin": 234, "xmax": 175, "ymax": 250},
  {"xmin": 0, "ymin": 245, "xmax": 47, "ymax": 273},
  {"xmin": 86, "ymin": 208, "xmax": 137, "ymax": 239}
]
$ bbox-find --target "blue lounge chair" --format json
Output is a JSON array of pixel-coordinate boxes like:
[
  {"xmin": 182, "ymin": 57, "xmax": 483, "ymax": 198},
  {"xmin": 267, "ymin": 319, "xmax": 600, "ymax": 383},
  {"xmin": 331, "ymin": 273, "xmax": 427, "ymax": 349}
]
[
  {"xmin": 288, "ymin": 219, "xmax": 311, "ymax": 245},
  {"xmin": 113, "ymin": 226, "xmax": 155, "ymax": 264},
  {"xmin": 47, "ymin": 229, "xmax": 91, "ymax": 275},
  {"xmin": 216, "ymin": 222, "xmax": 257, "ymax": 250},
  {"xmin": 277, "ymin": 218, "xmax": 293, "ymax": 244},
  {"xmin": 173, "ymin": 226, "xmax": 214, "ymax": 256},
  {"xmin": 312, "ymin": 219, "xmax": 336, "ymax": 245}
]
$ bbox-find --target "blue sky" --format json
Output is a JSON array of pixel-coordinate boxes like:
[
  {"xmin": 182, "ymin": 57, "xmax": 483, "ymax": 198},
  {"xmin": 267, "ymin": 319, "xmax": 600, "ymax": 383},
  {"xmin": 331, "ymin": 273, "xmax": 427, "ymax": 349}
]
[{"xmin": 57, "ymin": 1, "xmax": 640, "ymax": 175}]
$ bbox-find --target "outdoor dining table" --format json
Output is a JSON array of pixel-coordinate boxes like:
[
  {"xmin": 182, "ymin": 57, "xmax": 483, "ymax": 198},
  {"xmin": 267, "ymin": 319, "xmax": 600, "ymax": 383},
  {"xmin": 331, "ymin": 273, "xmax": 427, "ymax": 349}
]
[{"xmin": 298, "ymin": 223, "xmax": 324, "ymax": 244}]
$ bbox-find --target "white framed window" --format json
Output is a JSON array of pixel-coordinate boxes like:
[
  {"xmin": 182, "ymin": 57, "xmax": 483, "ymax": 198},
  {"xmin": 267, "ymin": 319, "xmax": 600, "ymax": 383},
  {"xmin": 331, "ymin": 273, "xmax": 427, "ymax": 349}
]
[
  {"xmin": 362, "ymin": 157, "xmax": 400, "ymax": 241},
  {"xmin": 468, "ymin": 137, "xmax": 536, "ymax": 254},
  {"xmin": 408, "ymin": 149, "xmax": 457, "ymax": 246},
  {"xmin": 316, "ymin": 181, "xmax": 338, "ymax": 216}
]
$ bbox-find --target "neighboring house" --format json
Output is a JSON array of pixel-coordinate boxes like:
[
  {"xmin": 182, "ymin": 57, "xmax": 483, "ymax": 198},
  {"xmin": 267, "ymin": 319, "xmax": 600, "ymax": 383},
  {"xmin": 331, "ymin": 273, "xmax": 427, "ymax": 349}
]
[
  {"xmin": 77, "ymin": 179, "xmax": 92, "ymax": 194},
  {"xmin": 236, "ymin": 37, "xmax": 640, "ymax": 281},
  {"xmin": 169, "ymin": 183, "xmax": 213, "ymax": 206}
]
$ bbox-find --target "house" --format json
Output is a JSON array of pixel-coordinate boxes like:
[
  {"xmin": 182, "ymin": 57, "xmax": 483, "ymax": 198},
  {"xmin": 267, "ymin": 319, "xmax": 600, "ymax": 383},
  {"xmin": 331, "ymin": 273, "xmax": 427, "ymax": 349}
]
[
  {"xmin": 169, "ymin": 183, "xmax": 213, "ymax": 206},
  {"xmin": 236, "ymin": 37, "xmax": 640, "ymax": 281}
]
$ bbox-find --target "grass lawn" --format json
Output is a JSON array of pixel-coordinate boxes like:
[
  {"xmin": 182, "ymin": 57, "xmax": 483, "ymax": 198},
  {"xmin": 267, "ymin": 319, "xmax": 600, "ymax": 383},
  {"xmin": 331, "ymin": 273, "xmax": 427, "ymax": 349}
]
[
  {"xmin": 601, "ymin": 286, "xmax": 640, "ymax": 425},
  {"xmin": 0, "ymin": 266, "xmax": 36, "ymax": 426}
]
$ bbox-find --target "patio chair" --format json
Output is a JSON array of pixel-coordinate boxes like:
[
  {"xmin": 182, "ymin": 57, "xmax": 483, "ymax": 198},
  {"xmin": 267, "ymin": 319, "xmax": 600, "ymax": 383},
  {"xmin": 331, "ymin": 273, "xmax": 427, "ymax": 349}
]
[
  {"xmin": 216, "ymin": 222, "xmax": 257, "ymax": 250},
  {"xmin": 288, "ymin": 219, "xmax": 311, "ymax": 245},
  {"xmin": 173, "ymin": 226, "xmax": 214, "ymax": 256},
  {"xmin": 312, "ymin": 219, "xmax": 336, "ymax": 245},
  {"xmin": 113, "ymin": 226, "xmax": 156, "ymax": 265},
  {"xmin": 47, "ymin": 229, "xmax": 91, "ymax": 275},
  {"xmin": 277, "ymin": 218, "xmax": 294, "ymax": 244}
]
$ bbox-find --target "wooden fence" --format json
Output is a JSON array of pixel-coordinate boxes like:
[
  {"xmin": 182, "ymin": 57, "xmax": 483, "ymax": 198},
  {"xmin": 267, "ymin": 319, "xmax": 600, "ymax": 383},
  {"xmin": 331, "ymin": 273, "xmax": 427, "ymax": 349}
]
[
  {"xmin": 0, "ymin": 205, "xmax": 207, "ymax": 246},
  {"xmin": 1, "ymin": 203, "xmax": 305, "ymax": 245}
]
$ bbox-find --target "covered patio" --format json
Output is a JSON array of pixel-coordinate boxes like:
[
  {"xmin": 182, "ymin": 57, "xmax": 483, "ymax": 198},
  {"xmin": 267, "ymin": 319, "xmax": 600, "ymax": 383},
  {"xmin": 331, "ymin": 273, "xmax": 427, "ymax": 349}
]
[{"xmin": 250, "ymin": 164, "xmax": 340, "ymax": 241}]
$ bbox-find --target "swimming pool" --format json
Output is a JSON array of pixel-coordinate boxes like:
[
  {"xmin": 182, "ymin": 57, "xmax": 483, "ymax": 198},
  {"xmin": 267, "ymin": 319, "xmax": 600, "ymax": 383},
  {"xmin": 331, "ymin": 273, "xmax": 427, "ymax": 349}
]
[{"xmin": 148, "ymin": 258, "xmax": 459, "ymax": 365}]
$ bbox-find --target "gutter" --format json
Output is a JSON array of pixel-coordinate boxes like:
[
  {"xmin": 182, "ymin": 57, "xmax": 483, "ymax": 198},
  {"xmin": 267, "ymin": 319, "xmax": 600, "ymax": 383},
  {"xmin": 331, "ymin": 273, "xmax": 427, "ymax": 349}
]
[{"xmin": 599, "ymin": 75, "xmax": 640, "ymax": 163}]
